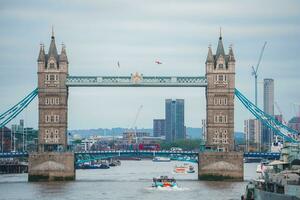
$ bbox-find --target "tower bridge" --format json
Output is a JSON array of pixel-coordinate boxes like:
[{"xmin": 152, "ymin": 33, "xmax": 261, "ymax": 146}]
[{"xmin": 1, "ymin": 31, "xmax": 298, "ymax": 182}]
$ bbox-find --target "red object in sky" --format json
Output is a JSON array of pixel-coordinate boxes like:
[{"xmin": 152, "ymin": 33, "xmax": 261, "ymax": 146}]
[{"xmin": 155, "ymin": 60, "xmax": 162, "ymax": 64}]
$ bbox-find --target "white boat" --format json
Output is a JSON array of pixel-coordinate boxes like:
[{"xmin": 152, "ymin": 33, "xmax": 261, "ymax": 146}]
[
  {"xmin": 174, "ymin": 163, "xmax": 195, "ymax": 173},
  {"xmin": 152, "ymin": 157, "xmax": 171, "ymax": 162}
]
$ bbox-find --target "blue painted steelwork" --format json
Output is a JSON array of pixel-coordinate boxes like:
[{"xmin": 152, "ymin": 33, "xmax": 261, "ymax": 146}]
[
  {"xmin": 0, "ymin": 88, "xmax": 38, "ymax": 129},
  {"xmin": 244, "ymin": 152, "xmax": 280, "ymax": 160},
  {"xmin": 75, "ymin": 150, "xmax": 197, "ymax": 157},
  {"xmin": 0, "ymin": 151, "xmax": 29, "ymax": 158},
  {"xmin": 66, "ymin": 75, "xmax": 207, "ymax": 87},
  {"xmin": 235, "ymin": 88, "xmax": 299, "ymax": 143},
  {"xmin": 0, "ymin": 150, "xmax": 280, "ymax": 160}
]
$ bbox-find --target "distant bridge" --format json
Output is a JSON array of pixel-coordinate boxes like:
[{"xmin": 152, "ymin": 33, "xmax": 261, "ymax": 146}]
[{"xmin": 0, "ymin": 150, "xmax": 280, "ymax": 160}]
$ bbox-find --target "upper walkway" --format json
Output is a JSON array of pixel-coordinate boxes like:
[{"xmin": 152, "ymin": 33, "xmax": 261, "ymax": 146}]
[{"xmin": 66, "ymin": 75, "xmax": 207, "ymax": 87}]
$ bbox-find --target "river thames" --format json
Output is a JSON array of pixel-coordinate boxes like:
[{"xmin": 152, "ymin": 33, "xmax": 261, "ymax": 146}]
[{"xmin": 0, "ymin": 161, "xmax": 257, "ymax": 200}]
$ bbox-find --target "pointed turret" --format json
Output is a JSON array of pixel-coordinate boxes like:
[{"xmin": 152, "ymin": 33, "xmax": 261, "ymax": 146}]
[
  {"xmin": 59, "ymin": 43, "xmax": 68, "ymax": 63},
  {"xmin": 228, "ymin": 45, "xmax": 235, "ymax": 62},
  {"xmin": 206, "ymin": 45, "xmax": 214, "ymax": 64},
  {"xmin": 215, "ymin": 34, "xmax": 225, "ymax": 59},
  {"xmin": 37, "ymin": 44, "xmax": 45, "ymax": 62},
  {"xmin": 48, "ymin": 29, "xmax": 58, "ymax": 60}
]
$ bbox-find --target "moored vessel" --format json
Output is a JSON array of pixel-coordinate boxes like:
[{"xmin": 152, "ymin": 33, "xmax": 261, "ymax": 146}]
[
  {"xmin": 152, "ymin": 157, "xmax": 171, "ymax": 162},
  {"xmin": 174, "ymin": 163, "xmax": 195, "ymax": 173},
  {"xmin": 242, "ymin": 143, "xmax": 300, "ymax": 200}
]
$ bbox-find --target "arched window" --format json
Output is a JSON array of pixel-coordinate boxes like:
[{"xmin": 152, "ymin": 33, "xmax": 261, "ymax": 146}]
[{"xmin": 50, "ymin": 63, "xmax": 55, "ymax": 69}]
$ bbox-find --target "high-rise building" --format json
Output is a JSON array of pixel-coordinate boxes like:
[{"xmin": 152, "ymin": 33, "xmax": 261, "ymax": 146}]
[
  {"xmin": 244, "ymin": 119, "xmax": 261, "ymax": 151},
  {"xmin": 153, "ymin": 119, "xmax": 166, "ymax": 137},
  {"xmin": 165, "ymin": 99, "xmax": 185, "ymax": 142},
  {"xmin": 262, "ymin": 78, "xmax": 274, "ymax": 151},
  {"xmin": 263, "ymin": 79, "xmax": 274, "ymax": 115},
  {"xmin": 0, "ymin": 126, "xmax": 12, "ymax": 152},
  {"xmin": 11, "ymin": 119, "xmax": 24, "ymax": 152},
  {"xmin": 288, "ymin": 117, "xmax": 300, "ymax": 133}
]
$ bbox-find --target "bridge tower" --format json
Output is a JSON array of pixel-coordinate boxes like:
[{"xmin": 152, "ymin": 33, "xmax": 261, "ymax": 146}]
[
  {"xmin": 205, "ymin": 33, "xmax": 235, "ymax": 152},
  {"xmin": 199, "ymin": 33, "xmax": 243, "ymax": 181},
  {"xmin": 28, "ymin": 31, "xmax": 75, "ymax": 181},
  {"xmin": 37, "ymin": 31, "xmax": 68, "ymax": 152}
]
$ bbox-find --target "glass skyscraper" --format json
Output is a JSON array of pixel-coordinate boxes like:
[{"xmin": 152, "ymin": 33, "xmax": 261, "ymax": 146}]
[
  {"xmin": 153, "ymin": 119, "xmax": 166, "ymax": 137},
  {"xmin": 165, "ymin": 99, "xmax": 185, "ymax": 142}
]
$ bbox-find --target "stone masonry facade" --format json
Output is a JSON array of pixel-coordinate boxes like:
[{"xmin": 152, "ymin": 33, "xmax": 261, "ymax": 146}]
[
  {"xmin": 37, "ymin": 33, "xmax": 68, "ymax": 152},
  {"xmin": 205, "ymin": 34, "xmax": 235, "ymax": 152}
]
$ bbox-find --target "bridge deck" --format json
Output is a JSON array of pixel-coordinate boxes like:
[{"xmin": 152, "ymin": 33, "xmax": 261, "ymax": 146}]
[{"xmin": 0, "ymin": 150, "xmax": 280, "ymax": 159}]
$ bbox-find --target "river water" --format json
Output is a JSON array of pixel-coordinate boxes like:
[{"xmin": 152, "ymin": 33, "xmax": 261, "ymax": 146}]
[{"xmin": 0, "ymin": 161, "xmax": 258, "ymax": 200}]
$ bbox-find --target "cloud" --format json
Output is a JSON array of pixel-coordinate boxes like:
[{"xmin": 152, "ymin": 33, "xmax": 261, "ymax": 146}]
[{"xmin": 0, "ymin": 0, "xmax": 299, "ymax": 131}]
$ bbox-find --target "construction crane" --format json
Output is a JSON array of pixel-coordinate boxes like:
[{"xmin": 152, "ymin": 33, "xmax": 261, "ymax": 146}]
[
  {"xmin": 127, "ymin": 105, "xmax": 143, "ymax": 144},
  {"xmin": 274, "ymin": 101, "xmax": 287, "ymax": 125},
  {"xmin": 131, "ymin": 105, "xmax": 143, "ymax": 130},
  {"xmin": 251, "ymin": 42, "xmax": 267, "ymax": 106}
]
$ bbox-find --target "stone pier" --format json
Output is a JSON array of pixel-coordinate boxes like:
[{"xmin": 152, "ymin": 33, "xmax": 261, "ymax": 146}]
[
  {"xmin": 198, "ymin": 152, "xmax": 243, "ymax": 181},
  {"xmin": 28, "ymin": 152, "xmax": 75, "ymax": 182}
]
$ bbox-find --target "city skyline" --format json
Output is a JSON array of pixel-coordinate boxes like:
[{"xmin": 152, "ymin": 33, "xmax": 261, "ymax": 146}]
[{"xmin": 1, "ymin": 0, "xmax": 300, "ymax": 132}]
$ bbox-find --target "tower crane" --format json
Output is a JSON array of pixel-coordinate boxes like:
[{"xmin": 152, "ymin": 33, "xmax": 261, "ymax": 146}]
[
  {"xmin": 251, "ymin": 42, "xmax": 267, "ymax": 106},
  {"xmin": 128, "ymin": 105, "xmax": 143, "ymax": 144},
  {"xmin": 131, "ymin": 105, "xmax": 143, "ymax": 130},
  {"xmin": 274, "ymin": 101, "xmax": 287, "ymax": 125}
]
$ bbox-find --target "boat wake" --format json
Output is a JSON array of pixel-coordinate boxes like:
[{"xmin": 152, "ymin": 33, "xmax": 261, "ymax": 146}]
[{"xmin": 145, "ymin": 186, "xmax": 190, "ymax": 192}]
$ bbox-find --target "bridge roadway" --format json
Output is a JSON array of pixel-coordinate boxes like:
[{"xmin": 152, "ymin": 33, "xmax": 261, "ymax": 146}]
[{"xmin": 0, "ymin": 150, "xmax": 280, "ymax": 160}]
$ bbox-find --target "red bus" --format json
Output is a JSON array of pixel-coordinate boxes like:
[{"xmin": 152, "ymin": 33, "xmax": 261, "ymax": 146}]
[{"xmin": 138, "ymin": 143, "xmax": 160, "ymax": 151}]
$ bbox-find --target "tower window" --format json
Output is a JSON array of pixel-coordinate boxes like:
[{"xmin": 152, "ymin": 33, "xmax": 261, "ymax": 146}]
[
  {"xmin": 45, "ymin": 74, "xmax": 59, "ymax": 82},
  {"xmin": 214, "ymin": 98, "xmax": 218, "ymax": 105},
  {"xmin": 218, "ymin": 64, "xmax": 224, "ymax": 69},
  {"xmin": 224, "ymin": 98, "xmax": 228, "ymax": 105},
  {"xmin": 214, "ymin": 114, "xmax": 228, "ymax": 123},
  {"xmin": 217, "ymin": 75, "xmax": 226, "ymax": 82},
  {"xmin": 50, "ymin": 63, "xmax": 55, "ymax": 69},
  {"xmin": 55, "ymin": 115, "xmax": 59, "ymax": 122}
]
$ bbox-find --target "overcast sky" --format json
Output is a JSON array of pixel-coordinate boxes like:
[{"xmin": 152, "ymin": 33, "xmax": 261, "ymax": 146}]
[{"xmin": 0, "ymin": 0, "xmax": 300, "ymax": 132}]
